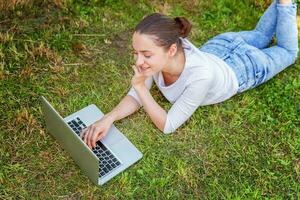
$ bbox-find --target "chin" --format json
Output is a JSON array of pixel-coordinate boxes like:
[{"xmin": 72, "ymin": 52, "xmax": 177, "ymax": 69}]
[{"xmin": 141, "ymin": 68, "xmax": 153, "ymax": 76}]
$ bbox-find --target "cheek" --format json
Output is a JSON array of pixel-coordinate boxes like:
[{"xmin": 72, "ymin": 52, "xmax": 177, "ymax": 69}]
[{"xmin": 147, "ymin": 56, "xmax": 166, "ymax": 70}]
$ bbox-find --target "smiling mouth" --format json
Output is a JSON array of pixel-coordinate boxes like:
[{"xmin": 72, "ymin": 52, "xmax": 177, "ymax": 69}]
[{"xmin": 140, "ymin": 67, "xmax": 150, "ymax": 71}]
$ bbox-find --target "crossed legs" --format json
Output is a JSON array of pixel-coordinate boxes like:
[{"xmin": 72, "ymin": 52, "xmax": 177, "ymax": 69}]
[{"xmin": 238, "ymin": 0, "xmax": 298, "ymax": 81}]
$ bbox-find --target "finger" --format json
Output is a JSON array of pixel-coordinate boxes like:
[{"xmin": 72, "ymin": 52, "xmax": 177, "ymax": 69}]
[
  {"xmin": 91, "ymin": 129, "xmax": 100, "ymax": 148},
  {"xmin": 84, "ymin": 127, "xmax": 92, "ymax": 148},
  {"xmin": 87, "ymin": 126, "xmax": 96, "ymax": 149},
  {"xmin": 82, "ymin": 127, "xmax": 89, "ymax": 142},
  {"xmin": 137, "ymin": 66, "xmax": 142, "ymax": 73},
  {"xmin": 83, "ymin": 128, "xmax": 89, "ymax": 146},
  {"xmin": 80, "ymin": 128, "xmax": 87, "ymax": 139}
]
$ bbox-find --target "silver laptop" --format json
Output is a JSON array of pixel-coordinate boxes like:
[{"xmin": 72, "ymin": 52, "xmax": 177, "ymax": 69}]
[{"xmin": 40, "ymin": 96, "xmax": 143, "ymax": 185}]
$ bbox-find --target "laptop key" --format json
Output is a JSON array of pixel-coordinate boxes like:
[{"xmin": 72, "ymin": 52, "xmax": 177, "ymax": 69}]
[
  {"xmin": 101, "ymin": 153, "xmax": 106, "ymax": 157},
  {"xmin": 71, "ymin": 120, "xmax": 79, "ymax": 127},
  {"xmin": 103, "ymin": 168, "xmax": 109, "ymax": 173},
  {"xmin": 100, "ymin": 171, "xmax": 105, "ymax": 177},
  {"xmin": 97, "ymin": 141, "xmax": 107, "ymax": 150}
]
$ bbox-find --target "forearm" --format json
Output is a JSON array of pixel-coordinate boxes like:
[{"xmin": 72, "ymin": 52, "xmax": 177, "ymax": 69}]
[
  {"xmin": 135, "ymin": 85, "xmax": 167, "ymax": 131},
  {"xmin": 106, "ymin": 95, "xmax": 140, "ymax": 122}
]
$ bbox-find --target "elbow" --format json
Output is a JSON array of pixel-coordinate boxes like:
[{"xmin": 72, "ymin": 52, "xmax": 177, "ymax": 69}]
[
  {"xmin": 154, "ymin": 114, "xmax": 175, "ymax": 134},
  {"xmin": 160, "ymin": 116, "xmax": 176, "ymax": 134},
  {"xmin": 156, "ymin": 114, "xmax": 171, "ymax": 134},
  {"xmin": 157, "ymin": 123, "xmax": 168, "ymax": 134},
  {"xmin": 155, "ymin": 123, "xmax": 172, "ymax": 134},
  {"xmin": 163, "ymin": 129, "xmax": 174, "ymax": 134},
  {"xmin": 161, "ymin": 123, "xmax": 176, "ymax": 134}
]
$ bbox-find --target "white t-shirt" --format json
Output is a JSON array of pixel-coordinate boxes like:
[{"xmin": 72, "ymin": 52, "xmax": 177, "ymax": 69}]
[{"xmin": 127, "ymin": 38, "xmax": 239, "ymax": 134}]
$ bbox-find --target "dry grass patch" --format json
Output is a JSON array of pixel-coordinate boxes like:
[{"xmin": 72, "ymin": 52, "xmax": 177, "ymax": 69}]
[
  {"xmin": 13, "ymin": 107, "xmax": 38, "ymax": 135},
  {"xmin": 0, "ymin": 0, "xmax": 67, "ymax": 11},
  {"xmin": 0, "ymin": 0, "xmax": 32, "ymax": 11}
]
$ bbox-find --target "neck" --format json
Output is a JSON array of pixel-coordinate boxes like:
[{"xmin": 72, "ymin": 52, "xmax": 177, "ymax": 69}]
[{"xmin": 162, "ymin": 49, "xmax": 185, "ymax": 77}]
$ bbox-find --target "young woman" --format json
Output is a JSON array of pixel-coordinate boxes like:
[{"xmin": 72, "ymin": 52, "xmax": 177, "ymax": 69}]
[{"xmin": 81, "ymin": 0, "xmax": 298, "ymax": 149}]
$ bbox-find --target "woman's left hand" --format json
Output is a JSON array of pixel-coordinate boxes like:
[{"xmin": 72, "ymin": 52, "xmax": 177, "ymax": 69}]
[{"xmin": 131, "ymin": 65, "xmax": 148, "ymax": 89}]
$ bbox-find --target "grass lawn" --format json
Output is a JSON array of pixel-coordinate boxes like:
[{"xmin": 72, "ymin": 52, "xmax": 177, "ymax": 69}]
[{"xmin": 1, "ymin": 0, "xmax": 300, "ymax": 199}]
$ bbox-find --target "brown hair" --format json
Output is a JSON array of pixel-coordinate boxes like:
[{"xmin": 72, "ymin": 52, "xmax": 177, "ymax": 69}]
[{"xmin": 134, "ymin": 13, "xmax": 192, "ymax": 51}]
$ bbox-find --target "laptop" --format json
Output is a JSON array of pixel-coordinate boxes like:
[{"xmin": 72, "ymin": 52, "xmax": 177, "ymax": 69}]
[{"xmin": 40, "ymin": 96, "xmax": 143, "ymax": 185}]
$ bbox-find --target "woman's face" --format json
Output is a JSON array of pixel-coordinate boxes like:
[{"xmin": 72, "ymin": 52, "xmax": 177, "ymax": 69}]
[{"xmin": 132, "ymin": 32, "xmax": 170, "ymax": 77}]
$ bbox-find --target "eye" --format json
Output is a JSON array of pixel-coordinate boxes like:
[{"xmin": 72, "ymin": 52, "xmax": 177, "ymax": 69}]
[{"xmin": 144, "ymin": 53, "xmax": 152, "ymax": 58}]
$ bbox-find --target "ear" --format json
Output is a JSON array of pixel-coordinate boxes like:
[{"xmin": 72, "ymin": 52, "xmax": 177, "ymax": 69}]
[{"xmin": 167, "ymin": 43, "xmax": 177, "ymax": 57}]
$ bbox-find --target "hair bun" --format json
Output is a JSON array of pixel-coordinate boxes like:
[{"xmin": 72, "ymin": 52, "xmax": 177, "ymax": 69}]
[{"xmin": 174, "ymin": 17, "xmax": 192, "ymax": 38}]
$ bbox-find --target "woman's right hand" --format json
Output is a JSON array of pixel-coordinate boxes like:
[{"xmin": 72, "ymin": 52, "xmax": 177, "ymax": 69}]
[{"xmin": 80, "ymin": 114, "xmax": 115, "ymax": 149}]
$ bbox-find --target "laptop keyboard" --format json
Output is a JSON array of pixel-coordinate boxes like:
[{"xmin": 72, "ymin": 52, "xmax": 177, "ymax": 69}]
[
  {"xmin": 67, "ymin": 117, "xmax": 87, "ymax": 135},
  {"xmin": 67, "ymin": 117, "xmax": 121, "ymax": 178}
]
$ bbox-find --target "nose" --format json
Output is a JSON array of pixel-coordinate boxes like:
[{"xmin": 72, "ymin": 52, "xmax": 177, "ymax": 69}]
[{"xmin": 135, "ymin": 54, "xmax": 144, "ymax": 67}]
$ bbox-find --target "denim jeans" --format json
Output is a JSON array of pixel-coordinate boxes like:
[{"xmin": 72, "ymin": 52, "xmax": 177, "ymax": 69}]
[{"xmin": 199, "ymin": 1, "xmax": 298, "ymax": 93}]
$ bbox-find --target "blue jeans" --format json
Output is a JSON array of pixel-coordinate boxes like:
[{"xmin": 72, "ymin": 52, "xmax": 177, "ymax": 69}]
[{"xmin": 199, "ymin": 1, "xmax": 298, "ymax": 93}]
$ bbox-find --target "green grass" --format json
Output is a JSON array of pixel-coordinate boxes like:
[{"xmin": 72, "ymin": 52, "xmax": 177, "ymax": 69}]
[{"xmin": 1, "ymin": 0, "xmax": 300, "ymax": 199}]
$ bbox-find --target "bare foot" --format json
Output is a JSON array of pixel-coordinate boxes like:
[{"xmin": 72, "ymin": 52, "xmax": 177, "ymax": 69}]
[{"xmin": 279, "ymin": 0, "xmax": 292, "ymax": 4}]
